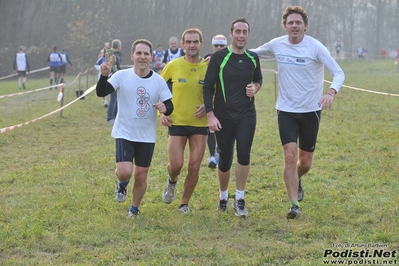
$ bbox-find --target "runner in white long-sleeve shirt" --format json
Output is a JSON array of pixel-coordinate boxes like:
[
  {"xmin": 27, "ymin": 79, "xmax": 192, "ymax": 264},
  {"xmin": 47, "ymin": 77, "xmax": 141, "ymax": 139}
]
[{"xmin": 251, "ymin": 5, "xmax": 345, "ymax": 219}]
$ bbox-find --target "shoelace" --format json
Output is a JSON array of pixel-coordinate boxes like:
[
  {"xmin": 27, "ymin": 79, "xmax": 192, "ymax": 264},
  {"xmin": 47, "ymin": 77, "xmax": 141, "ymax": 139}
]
[
  {"xmin": 291, "ymin": 205, "xmax": 300, "ymax": 211},
  {"xmin": 118, "ymin": 185, "xmax": 127, "ymax": 194},
  {"xmin": 237, "ymin": 199, "xmax": 245, "ymax": 210},
  {"xmin": 166, "ymin": 184, "xmax": 175, "ymax": 192},
  {"xmin": 220, "ymin": 200, "xmax": 227, "ymax": 207}
]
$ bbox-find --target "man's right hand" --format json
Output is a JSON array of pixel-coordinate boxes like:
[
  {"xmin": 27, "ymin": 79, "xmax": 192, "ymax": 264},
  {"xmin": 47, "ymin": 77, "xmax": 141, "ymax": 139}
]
[
  {"xmin": 100, "ymin": 52, "xmax": 112, "ymax": 76},
  {"xmin": 160, "ymin": 114, "xmax": 173, "ymax": 127},
  {"xmin": 207, "ymin": 112, "xmax": 222, "ymax": 131}
]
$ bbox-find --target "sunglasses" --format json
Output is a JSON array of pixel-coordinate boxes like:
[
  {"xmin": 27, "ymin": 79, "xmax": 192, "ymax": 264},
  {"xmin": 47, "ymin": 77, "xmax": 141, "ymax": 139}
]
[{"xmin": 213, "ymin": 44, "xmax": 226, "ymax": 48}]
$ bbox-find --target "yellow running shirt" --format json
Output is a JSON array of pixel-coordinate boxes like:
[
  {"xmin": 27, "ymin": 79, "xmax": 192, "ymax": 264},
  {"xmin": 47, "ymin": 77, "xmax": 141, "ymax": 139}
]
[{"xmin": 161, "ymin": 57, "xmax": 208, "ymax": 127}]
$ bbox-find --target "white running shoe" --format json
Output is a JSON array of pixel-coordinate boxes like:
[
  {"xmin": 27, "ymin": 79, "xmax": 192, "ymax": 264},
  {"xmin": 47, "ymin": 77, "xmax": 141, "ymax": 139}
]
[
  {"xmin": 115, "ymin": 182, "xmax": 127, "ymax": 202},
  {"xmin": 162, "ymin": 181, "xmax": 176, "ymax": 204}
]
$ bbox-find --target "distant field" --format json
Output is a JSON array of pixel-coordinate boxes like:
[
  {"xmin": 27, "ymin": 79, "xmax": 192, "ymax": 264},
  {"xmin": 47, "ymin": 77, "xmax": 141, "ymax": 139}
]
[{"xmin": 0, "ymin": 59, "xmax": 398, "ymax": 265}]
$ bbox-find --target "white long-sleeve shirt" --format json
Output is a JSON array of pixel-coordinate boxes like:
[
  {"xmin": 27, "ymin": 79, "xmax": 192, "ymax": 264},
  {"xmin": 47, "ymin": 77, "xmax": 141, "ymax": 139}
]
[{"xmin": 252, "ymin": 35, "xmax": 345, "ymax": 113}]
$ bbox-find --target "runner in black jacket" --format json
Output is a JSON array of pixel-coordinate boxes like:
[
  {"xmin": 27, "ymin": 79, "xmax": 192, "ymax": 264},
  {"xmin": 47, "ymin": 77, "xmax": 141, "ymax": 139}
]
[{"xmin": 203, "ymin": 18, "xmax": 262, "ymax": 217}]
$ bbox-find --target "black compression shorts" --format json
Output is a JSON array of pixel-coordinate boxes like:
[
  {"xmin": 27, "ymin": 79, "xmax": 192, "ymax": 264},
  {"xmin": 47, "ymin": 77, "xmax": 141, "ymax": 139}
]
[
  {"xmin": 168, "ymin": 126, "xmax": 209, "ymax": 137},
  {"xmin": 277, "ymin": 110, "xmax": 321, "ymax": 152},
  {"xmin": 215, "ymin": 115, "xmax": 256, "ymax": 172},
  {"xmin": 115, "ymin": 138, "xmax": 155, "ymax": 167}
]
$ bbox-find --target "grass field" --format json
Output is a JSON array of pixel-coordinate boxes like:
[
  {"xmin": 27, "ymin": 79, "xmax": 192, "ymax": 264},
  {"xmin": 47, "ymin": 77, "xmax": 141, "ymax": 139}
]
[{"xmin": 0, "ymin": 60, "xmax": 398, "ymax": 265}]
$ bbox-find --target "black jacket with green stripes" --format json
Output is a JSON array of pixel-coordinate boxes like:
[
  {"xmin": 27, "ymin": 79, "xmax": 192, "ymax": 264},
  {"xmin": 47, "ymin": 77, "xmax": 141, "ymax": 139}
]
[{"xmin": 203, "ymin": 47, "xmax": 263, "ymax": 120}]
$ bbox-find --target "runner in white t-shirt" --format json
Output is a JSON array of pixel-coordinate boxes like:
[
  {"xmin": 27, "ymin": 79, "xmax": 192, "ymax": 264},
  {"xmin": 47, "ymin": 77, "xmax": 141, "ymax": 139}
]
[{"xmin": 96, "ymin": 39, "xmax": 173, "ymax": 218}]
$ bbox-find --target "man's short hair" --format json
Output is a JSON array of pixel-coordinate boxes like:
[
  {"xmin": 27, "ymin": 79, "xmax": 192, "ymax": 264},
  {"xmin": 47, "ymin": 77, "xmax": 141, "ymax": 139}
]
[
  {"xmin": 181, "ymin": 28, "xmax": 203, "ymax": 43},
  {"xmin": 112, "ymin": 39, "xmax": 121, "ymax": 50},
  {"xmin": 131, "ymin": 39, "xmax": 153, "ymax": 54},
  {"xmin": 169, "ymin": 36, "xmax": 178, "ymax": 44},
  {"xmin": 281, "ymin": 5, "xmax": 309, "ymax": 28},
  {"xmin": 230, "ymin": 18, "xmax": 250, "ymax": 33}
]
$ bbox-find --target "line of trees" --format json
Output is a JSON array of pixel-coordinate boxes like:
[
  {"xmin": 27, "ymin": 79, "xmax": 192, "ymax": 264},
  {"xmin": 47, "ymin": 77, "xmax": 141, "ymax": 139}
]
[{"xmin": 0, "ymin": 0, "xmax": 398, "ymax": 76}]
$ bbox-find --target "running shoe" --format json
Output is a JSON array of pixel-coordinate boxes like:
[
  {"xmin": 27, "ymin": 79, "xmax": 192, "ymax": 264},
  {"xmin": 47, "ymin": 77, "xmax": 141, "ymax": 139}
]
[
  {"xmin": 127, "ymin": 210, "xmax": 140, "ymax": 218},
  {"xmin": 162, "ymin": 181, "xmax": 176, "ymax": 204},
  {"xmin": 178, "ymin": 204, "xmax": 190, "ymax": 214},
  {"xmin": 298, "ymin": 178, "xmax": 304, "ymax": 202},
  {"xmin": 218, "ymin": 198, "xmax": 229, "ymax": 211},
  {"xmin": 207, "ymin": 156, "xmax": 218, "ymax": 168},
  {"xmin": 287, "ymin": 205, "xmax": 301, "ymax": 219},
  {"xmin": 115, "ymin": 182, "xmax": 127, "ymax": 202},
  {"xmin": 232, "ymin": 198, "xmax": 248, "ymax": 217}
]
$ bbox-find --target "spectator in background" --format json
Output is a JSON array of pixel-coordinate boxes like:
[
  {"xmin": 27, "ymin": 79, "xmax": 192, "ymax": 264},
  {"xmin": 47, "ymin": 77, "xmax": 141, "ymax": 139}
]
[
  {"xmin": 334, "ymin": 39, "xmax": 343, "ymax": 60},
  {"xmin": 362, "ymin": 47, "xmax": 368, "ymax": 58},
  {"xmin": 47, "ymin": 45, "xmax": 62, "ymax": 90},
  {"xmin": 13, "ymin": 46, "xmax": 30, "ymax": 90},
  {"xmin": 357, "ymin": 46, "xmax": 363, "ymax": 58},
  {"xmin": 203, "ymin": 34, "xmax": 228, "ymax": 169},
  {"xmin": 357, "ymin": 46, "xmax": 367, "ymax": 59},
  {"xmin": 152, "ymin": 44, "xmax": 165, "ymax": 73},
  {"xmin": 59, "ymin": 49, "xmax": 73, "ymax": 84},
  {"xmin": 380, "ymin": 48, "xmax": 387, "ymax": 59},
  {"xmin": 390, "ymin": 49, "xmax": 398, "ymax": 64},
  {"xmin": 162, "ymin": 36, "xmax": 185, "ymax": 65},
  {"xmin": 98, "ymin": 42, "xmax": 111, "ymax": 59},
  {"xmin": 105, "ymin": 39, "xmax": 122, "ymax": 124}
]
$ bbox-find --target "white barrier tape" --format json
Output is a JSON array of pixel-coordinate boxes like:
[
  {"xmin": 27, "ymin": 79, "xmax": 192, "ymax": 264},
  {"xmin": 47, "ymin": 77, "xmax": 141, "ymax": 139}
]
[
  {"xmin": 63, "ymin": 68, "xmax": 93, "ymax": 88},
  {"xmin": 261, "ymin": 68, "xmax": 278, "ymax": 74},
  {"xmin": 26, "ymin": 66, "xmax": 50, "ymax": 74},
  {"xmin": 0, "ymin": 67, "xmax": 50, "ymax": 81},
  {"xmin": 259, "ymin": 58, "xmax": 277, "ymax": 62},
  {"xmin": 0, "ymin": 67, "xmax": 98, "ymax": 134},
  {"xmin": 262, "ymin": 68, "xmax": 399, "ymax": 97},
  {"xmin": 3, "ymin": 67, "xmax": 396, "ymax": 134},
  {"xmin": 0, "ymin": 84, "xmax": 96, "ymax": 134},
  {"xmin": 0, "ymin": 84, "xmax": 64, "ymax": 99},
  {"xmin": 0, "ymin": 73, "xmax": 18, "ymax": 80},
  {"xmin": 0, "ymin": 67, "xmax": 95, "ymax": 99},
  {"xmin": 323, "ymin": 80, "xmax": 399, "ymax": 97}
]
